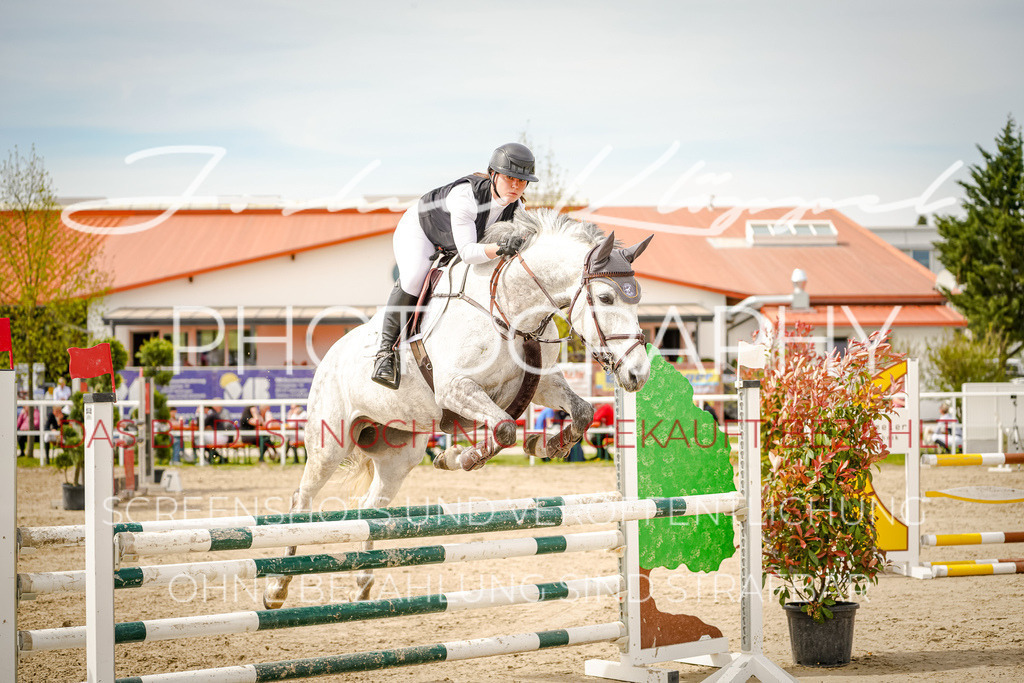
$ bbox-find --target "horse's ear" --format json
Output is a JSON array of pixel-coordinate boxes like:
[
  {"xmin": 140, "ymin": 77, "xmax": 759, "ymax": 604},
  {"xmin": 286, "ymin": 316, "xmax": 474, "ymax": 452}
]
[
  {"xmin": 593, "ymin": 231, "xmax": 616, "ymax": 267},
  {"xmin": 622, "ymin": 235, "xmax": 654, "ymax": 263}
]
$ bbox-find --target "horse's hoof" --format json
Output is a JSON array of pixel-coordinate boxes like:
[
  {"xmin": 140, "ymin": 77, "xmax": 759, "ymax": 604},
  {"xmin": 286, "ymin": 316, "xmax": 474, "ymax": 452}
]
[
  {"xmin": 433, "ymin": 445, "xmax": 465, "ymax": 470},
  {"xmin": 263, "ymin": 594, "xmax": 285, "ymax": 610},
  {"xmin": 494, "ymin": 420, "xmax": 517, "ymax": 447},
  {"xmin": 460, "ymin": 448, "xmax": 493, "ymax": 471}
]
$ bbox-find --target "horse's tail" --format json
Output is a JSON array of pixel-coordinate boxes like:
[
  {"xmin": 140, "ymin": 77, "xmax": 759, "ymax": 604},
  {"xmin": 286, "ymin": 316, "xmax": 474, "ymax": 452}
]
[
  {"xmin": 339, "ymin": 446, "xmax": 375, "ymax": 503},
  {"xmin": 334, "ymin": 411, "xmax": 375, "ymax": 504}
]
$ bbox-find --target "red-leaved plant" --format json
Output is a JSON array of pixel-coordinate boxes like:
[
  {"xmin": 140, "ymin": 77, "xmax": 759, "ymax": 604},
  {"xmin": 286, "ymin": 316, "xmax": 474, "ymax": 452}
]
[{"xmin": 756, "ymin": 323, "xmax": 904, "ymax": 622}]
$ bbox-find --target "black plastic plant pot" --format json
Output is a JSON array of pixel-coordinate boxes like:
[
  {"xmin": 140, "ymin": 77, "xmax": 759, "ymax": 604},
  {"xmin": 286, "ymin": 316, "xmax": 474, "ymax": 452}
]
[
  {"xmin": 784, "ymin": 601, "xmax": 859, "ymax": 667},
  {"xmin": 62, "ymin": 483, "xmax": 86, "ymax": 511}
]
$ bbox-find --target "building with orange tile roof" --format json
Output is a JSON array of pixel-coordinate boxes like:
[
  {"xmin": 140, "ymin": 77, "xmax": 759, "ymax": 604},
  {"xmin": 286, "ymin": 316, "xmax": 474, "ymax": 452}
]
[{"xmin": 53, "ymin": 202, "xmax": 963, "ymax": 374}]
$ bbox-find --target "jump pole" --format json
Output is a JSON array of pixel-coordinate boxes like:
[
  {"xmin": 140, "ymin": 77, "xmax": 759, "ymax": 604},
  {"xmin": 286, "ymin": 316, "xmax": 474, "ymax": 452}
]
[
  {"xmin": 84, "ymin": 392, "xmax": 117, "ymax": 683},
  {"xmin": 20, "ymin": 574, "xmax": 625, "ymax": 652},
  {"xmin": 108, "ymin": 622, "xmax": 629, "ymax": 683},
  {"xmin": 19, "ymin": 529, "xmax": 624, "ymax": 596},
  {"xmin": 1, "ymin": 348, "xmax": 18, "ymax": 681},
  {"xmin": 923, "ymin": 453, "xmax": 1024, "ymax": 467},
  {"xmin": 18, "ymin": 490, "xmax": 623, "ymax": 550},
  {"xmin": 113, "ymin": 493, "xmax": 744, "ymax": 559}
]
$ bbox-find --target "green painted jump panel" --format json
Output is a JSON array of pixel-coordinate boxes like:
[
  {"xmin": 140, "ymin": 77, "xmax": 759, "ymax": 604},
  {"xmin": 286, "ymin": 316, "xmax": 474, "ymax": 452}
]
[{"xmin": 636, "ymin": 347, "xmax": 735, "ymax": 572}]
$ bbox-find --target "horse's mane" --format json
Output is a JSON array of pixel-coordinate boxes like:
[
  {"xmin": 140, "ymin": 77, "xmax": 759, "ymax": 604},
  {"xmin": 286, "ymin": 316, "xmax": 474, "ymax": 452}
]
[{"xmin": 483, "ymin": 208, "xmax": 607, "ymax": 250}]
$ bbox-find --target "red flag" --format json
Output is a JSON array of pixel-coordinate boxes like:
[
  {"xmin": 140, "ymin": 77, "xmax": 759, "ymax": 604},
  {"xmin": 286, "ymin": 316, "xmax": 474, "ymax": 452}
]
[
  {"xmin": 0, "ymin": 318, "xmax": 11, "ymax": 369},
  {"xmin": 68, "ymin": 343, "xmax": 115, "ymax": 387}
]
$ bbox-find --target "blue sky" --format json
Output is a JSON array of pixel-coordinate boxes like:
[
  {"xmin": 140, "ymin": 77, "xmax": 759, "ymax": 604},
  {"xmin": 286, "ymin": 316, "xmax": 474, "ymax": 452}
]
[{"xmin": 2, "ymin": 1, "xmax": 1023, "ymax": 226}]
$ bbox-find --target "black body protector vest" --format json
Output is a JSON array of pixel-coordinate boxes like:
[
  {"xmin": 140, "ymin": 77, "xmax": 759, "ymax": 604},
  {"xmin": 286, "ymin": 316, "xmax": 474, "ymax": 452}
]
[{"xmin": 417, "ymin": 174, "xmax": 521, "ymax": 253}]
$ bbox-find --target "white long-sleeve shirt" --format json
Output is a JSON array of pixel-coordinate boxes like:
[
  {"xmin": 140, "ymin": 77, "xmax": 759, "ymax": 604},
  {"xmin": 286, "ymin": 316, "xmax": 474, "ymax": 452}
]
[{"xmin": 444, "ymin": 182, "xmax": 517, "ymax": 264}]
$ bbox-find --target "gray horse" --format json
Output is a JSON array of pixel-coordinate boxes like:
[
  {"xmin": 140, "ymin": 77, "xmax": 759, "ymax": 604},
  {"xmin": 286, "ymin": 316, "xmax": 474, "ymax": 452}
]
[{"xmin": 264, "ymin": 209, "xmax": 652, "ymax": 608}]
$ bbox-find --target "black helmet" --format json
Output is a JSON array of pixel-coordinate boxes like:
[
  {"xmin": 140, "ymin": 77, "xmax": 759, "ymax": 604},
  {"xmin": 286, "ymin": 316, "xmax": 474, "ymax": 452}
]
[{"xmin": 488, "ymin": 142, "xmax": 539, "ymax": 182}]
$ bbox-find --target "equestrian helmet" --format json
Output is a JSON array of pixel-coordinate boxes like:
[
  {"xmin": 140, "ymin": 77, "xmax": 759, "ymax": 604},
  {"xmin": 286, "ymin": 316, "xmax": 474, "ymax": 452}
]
[{"xmin": 488, "ymin": 142, "xmax": 540, "ymax": 182}]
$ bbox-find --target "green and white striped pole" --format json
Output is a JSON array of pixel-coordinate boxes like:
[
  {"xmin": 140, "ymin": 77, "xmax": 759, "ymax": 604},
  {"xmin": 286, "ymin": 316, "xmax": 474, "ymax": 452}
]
[
  {"xmin": 111, "ymin": 622, "xmax": 627, "ymax": 683},
  {"xmin": 20, "ymin": 575, "xmax": 623, "ymax": 652},
  {"xmin": 18, "ymin": 491, "xmax": 622, "ymax": 550},
  {"xmin": 19, "ymin": 529, "xmax": 623, "ymax": 596},
  {"xmin": 117, "ymin": 493, "xmax": 744, "ymax": 558}
]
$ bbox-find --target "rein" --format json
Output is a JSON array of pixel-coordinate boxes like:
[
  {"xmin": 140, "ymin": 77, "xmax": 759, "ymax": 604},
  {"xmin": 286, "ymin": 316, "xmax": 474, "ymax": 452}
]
[
  {"xmin": 490, "ymin": 246, "xmax": 646, "ymax": 374},
  {"xmin": 430, "ymin": 242, "xmax": 646, "ymax": 374}
]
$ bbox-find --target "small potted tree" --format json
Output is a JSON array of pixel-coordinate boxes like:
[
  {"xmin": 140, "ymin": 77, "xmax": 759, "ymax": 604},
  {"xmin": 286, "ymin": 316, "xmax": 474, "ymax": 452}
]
[
  {"xmin": 137, "ymin": 337, "xmax": 174, "ymax": 473},
  {"xmin": 757, "ymin": 323, "xmax": 903, "ymax": 666},
  {"xmin": 53, "ymin": 413, "xmax": 86, "ymax": 510}
]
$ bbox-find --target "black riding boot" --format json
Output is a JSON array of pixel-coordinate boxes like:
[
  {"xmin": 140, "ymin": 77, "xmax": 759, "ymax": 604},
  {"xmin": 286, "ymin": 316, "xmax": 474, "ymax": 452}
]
[{"xmin": 371, "ymin": 283, "xmax": 419, "ymax": 390}]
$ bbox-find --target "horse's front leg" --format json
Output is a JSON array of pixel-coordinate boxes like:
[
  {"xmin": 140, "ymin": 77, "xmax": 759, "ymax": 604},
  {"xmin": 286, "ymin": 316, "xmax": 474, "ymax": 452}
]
[
  {"xmin": 352, "ymin": 444, "xmax": 423, "ymax": 601},
  {"xmin": 524, "ymin": 372, "xmax": 595, "ymax": 460},
  {"xmin": 432, "ymin": 376, "xmax": 517, "ymax": 471}
]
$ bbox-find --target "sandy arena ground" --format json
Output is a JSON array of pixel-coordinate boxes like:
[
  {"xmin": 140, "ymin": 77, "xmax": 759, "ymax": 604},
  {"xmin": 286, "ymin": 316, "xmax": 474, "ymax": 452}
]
[{"xmin": 13, "ymin": 457, "xmax": 1024, "ymax": 682}]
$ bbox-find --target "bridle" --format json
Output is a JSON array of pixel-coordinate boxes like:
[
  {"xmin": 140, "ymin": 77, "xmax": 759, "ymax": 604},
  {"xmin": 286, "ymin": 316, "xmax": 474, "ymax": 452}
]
[{"xmin": 484, "ymin": 243, "xmax": 647, "ymax": 374}]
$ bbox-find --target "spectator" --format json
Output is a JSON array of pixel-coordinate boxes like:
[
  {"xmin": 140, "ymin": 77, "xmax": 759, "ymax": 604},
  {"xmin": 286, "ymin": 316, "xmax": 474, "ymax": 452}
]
[
  {"xmin": 53, "ymin": 376, "xmax": 71, "ymax": 402},
  {"xmin": 284, "ymin": 404, "xmax": 307, "ymax": 463},
  {"xmin": 17, "ymin": 405, "xmax": 40, "ymax": 458},
  {"xmin": 241, "ymin": 405, "xmax": 260, "ymax": 448},
  {"xmin": 533, "ymin": 406, "xmax": 557, "ymax": 432},
  {"xmin": 167, "ymin": 407, "xmax": 184, "ymax": 464},
  {"xmin": 43, "ymin": 406, "xmax": 64, "ymax": 461},
  {"xmin": 258, "ymin": 405, "xmax": 278, "ymax": 462},
  {"xmin": 933, "ymin": 401, "xmax": 961, "ymax": 453},
  {"xmin": 588, "ymin": 402, "xmax": 614, "ymax": 461},
  {"xmin": 200, "ymin": 404, "xmax": 225, "ymax": 463}
]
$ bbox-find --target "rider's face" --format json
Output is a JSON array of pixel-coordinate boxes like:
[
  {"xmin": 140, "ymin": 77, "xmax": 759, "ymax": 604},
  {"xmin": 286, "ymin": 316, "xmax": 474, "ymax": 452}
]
[{"xmin": 492, "ymin": 173, "xmax": 528, "ymax": 204}]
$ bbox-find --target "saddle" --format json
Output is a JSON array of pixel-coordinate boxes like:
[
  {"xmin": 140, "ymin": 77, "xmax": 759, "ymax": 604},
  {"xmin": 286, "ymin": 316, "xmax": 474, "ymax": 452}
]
[{"xmin": 404, "ymin": 260, "xmax": 542, "ymax": 435}]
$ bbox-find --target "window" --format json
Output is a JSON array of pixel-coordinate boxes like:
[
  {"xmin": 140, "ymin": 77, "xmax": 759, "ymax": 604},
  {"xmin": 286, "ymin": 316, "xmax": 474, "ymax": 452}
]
[
  {"xmin": 910, "ymin": 249, "xmax": 931, "ymax": 270},
  {"xmin": 130, "ymin": 331, "xmax": 159, "ymax": 363},
  {"xmin": 226, "ymin": 328, "xmax": 257, "ymax": 367},
  {"xmin": 746, "ymin": 220, "xmax": 837, "ymax": 246},
  {"xmin": 196, "ymin": 330, "xmax": 223, "ymax": 366}
]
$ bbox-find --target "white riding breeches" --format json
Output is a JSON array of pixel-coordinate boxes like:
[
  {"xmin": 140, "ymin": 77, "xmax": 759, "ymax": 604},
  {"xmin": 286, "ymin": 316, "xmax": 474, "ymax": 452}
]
[
  {"xmin": 393, "ymin": 207, "xmax": 436, "ymax": 296},
  {"xmin": 393, "ymin": 184, "xmax": 515, "ymax": 296}
]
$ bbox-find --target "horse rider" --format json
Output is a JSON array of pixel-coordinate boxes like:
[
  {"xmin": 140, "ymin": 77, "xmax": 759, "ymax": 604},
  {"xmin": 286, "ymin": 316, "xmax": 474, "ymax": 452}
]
[{"xmin": 371, "ymin": 142, "xmax": 540, "ymax": 390}]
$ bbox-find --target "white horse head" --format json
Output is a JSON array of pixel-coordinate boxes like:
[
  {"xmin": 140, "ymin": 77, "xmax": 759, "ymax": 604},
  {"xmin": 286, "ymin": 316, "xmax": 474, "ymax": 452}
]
[{"xmin": 482, "ymin": 209, "xmax": 652, "ymax": 392}]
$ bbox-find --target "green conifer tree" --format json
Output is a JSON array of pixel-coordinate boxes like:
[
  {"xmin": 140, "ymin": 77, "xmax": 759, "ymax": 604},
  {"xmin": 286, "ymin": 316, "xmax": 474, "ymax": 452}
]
[{"xmin": 936, "ymin": 116, "xmax": 1024, "ymax": 361}]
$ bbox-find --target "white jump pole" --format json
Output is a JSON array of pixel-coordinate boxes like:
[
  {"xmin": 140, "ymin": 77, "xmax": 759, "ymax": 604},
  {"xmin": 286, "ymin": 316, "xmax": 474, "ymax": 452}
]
[
  {"xmin": 84, "ymin": 392, "xmax": 116, "ymax": 683},
  {"xmin": 1, "ymin": 366, "xmax": 17, "ymax": 681},
  {"xmin": 703, "ymin": 379, "xmax": 796, "ymax": 682}
]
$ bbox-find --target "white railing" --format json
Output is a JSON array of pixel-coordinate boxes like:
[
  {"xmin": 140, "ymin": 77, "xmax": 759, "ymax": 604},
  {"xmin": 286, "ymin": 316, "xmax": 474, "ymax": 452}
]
[{"xmin": 17, "ymin": 393, "xmax": 743, "ymax": 467}]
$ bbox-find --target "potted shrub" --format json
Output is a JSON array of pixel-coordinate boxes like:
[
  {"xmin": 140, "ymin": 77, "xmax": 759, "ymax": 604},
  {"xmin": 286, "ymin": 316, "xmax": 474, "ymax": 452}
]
[
  {"xmin": 136, "ymin": 337, "xmax": 174, "ymax": 471},
  {"xmin": 756, "ymin": 323, "xmax": 903, "ymax": 666},
  {"xmin": 53, "ymin": 412, "xmax": 86, "ymax": 510}
]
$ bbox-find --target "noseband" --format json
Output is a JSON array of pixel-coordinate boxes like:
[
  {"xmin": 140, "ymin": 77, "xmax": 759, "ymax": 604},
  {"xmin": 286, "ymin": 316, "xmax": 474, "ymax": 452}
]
[{"xmin": 487, "ymin": 243, "xmax": 646, "ymax": 374}]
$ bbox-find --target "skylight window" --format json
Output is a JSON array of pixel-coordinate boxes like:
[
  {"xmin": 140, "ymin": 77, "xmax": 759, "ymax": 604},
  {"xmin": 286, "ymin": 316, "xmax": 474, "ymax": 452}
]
[{"xmin": 746, "ymin": 220, "xmax": 837, "ymax": 246}]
